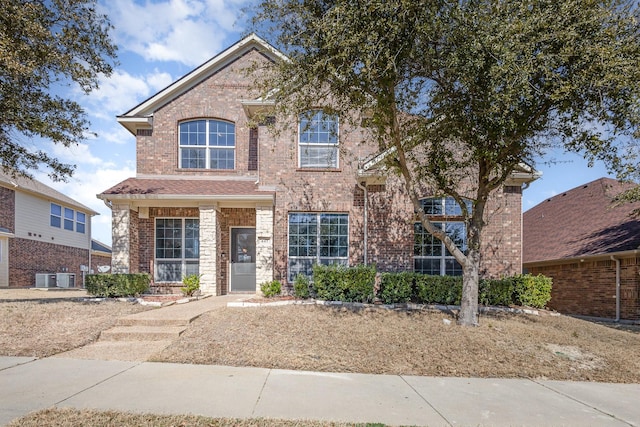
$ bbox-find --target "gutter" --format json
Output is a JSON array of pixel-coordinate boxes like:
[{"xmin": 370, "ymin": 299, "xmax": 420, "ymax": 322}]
[
  {"xmin": 610, "ymin": 255, "xmax": 621, "ymax": 322},
  {"xmin": 356, "ymin": 180, "xmax": 368, "ymax": 265}
]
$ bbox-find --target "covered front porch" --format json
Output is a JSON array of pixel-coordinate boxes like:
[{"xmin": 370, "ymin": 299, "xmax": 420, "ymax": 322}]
[{"xmin": 98, "ymin": 177, "xmax": 275, "ymax": 295}]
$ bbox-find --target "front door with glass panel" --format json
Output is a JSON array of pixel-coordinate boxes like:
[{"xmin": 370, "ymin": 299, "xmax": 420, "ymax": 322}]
[{"xmin": 230, "ymin": 228, "xmax": 256, "ymax": 292}]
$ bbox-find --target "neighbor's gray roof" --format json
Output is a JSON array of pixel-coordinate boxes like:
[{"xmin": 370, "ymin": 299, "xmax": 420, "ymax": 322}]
[{"xmin": 0, "ymin": 170, "xmax": 98, "ymax": 215}]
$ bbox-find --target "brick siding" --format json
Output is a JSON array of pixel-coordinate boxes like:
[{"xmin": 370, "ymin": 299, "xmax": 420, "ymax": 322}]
[
  {"xmin": 8, "ymin": 238, "xmax": 89, "ymax": 288},
  {"xmin": 527, "ymin": 257, "xmax": 640, "ymax": 321},
  {"xmin": 113, "ymin": 42, "xmax": 527, "ymax": 294}
]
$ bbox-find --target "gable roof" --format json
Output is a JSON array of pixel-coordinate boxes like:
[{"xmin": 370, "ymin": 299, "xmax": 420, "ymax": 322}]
[
  {"xmin": 91, "ymin": 239, "xmax": 112, "ymax": 254},
  {"xmin": 523, "ymin": 177, "xmax": 640, "ymax": 264},
  {"xmin": 117, "ymin": 33, "xmax": 285, "ymax": 135},
  {"xmin": 0, "ymin": 170, "xmax": 98, "ymax": 215}
]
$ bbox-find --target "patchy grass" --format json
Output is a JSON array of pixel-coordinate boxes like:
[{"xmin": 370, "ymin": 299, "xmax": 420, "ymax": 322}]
[
  {"xmin": 7, "ymin": 408, "xmax": 377, "ymax": 427},
  {"xmin": 0, "ymin": 299, "xmax": 151, "ymax": 357},
  {"xmin": 152, "ymin": 305, "xmax": 640, "ymax": 383}
]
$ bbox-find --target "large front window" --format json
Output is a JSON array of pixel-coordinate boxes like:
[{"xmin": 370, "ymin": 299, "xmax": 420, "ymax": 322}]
[
  {"xmin": 155, "ymin": 218, "xmax": 199, "ymax": 282},
  {"xmin": 299, "ymin": 110, "xmax": 339, "ymax": 168},
  {"xmin": 288, "ymin": 213, "xmax": 348, "ymax": 281},
  {"xmin": 179, "ymin": 119, "xmax": 235, "ymax": 169},
  {"xmin": 414, "ymin": 197, "xmax": 469, "ymax": 276}
]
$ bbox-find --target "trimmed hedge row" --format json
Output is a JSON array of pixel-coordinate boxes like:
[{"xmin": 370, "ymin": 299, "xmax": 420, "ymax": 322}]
[
  {"xmin": 85, "ymin": 273, "xmax": 150, "ymax": 297},
  {"xmin": 294, "ymin": 265, "xmax": 552, "ymax": 308}
]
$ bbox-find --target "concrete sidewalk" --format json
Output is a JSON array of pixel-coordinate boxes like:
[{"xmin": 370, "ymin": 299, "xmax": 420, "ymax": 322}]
[{"xmin": 1, "ymin": 356, "xmax": 638, "ymax": 427}]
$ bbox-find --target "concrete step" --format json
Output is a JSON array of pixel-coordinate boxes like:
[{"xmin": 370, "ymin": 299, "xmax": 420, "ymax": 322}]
[
  {"xmin": 115, "ymin": 317, "xmax": 191, "ymax": 327},
  {"xmin": 99, "ymin": 325, "xmax": 186, "ymax": 342}
]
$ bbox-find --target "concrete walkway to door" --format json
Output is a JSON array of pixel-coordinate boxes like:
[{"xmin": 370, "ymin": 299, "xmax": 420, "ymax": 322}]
[{"xmin": 54, "ymin": 294, "xmax": 250, "ymax": 361}]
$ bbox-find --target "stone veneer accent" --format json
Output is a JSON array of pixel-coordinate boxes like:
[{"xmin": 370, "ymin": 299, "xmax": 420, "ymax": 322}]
[
  {"xmin": 255, "ymin": 205, "xmax": 274, "ymax": 292},
  {"xmin": 111, "ymin": 204, "xmax": 131, "ymax": 274},
  {"xmin": 199, "ymin": 206, "xmax": 219, "ymax": 295}
]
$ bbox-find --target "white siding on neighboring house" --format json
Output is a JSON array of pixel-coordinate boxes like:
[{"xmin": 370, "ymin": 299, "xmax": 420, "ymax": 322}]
[
  {"xmin": 0, "ymin": 236, "xmax": 8, "ymax": 287},
  {"xmin": 14, "ymin": 192, "xmax": 92, "ymax": 250}
]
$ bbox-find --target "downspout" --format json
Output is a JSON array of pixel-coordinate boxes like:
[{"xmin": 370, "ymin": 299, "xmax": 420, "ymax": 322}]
[
  {"xmin": 356, "ymin": 180, "xmax": 368, "ymax": 265},
  {"xmin": 610, "ymin": 255, "xmax": 621, "ymax": 322}
]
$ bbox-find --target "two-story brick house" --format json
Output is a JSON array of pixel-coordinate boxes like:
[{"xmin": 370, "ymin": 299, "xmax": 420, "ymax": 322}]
[
  {"xmin": 99, "ymin": 34, "xmax": 537, "ymax": 295},
  {"xmin": 0, "ymin": 170, "xmax": 106, "ymax": 288}
]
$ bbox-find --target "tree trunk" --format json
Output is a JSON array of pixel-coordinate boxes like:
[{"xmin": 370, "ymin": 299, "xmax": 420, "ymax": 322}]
[{"xmin": 458, "ymin": 249, "xmax": 480, "ymax": 326}]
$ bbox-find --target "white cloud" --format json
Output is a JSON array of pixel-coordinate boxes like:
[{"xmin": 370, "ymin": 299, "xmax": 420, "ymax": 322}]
[{"xmin": 103, "ymin": 0, "xmax": 251, "ymax": 67}]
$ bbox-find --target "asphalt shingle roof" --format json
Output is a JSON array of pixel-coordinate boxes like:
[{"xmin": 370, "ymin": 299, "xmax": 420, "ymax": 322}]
[
  {"xmin": 523, "ymin": 177, "xmax": 640, "ymax": 263},
  {"xmin": 0, "ymin": 170, "xmax": 97, "ymax": 214},
  {"xmin": 99, "ymin": 177, "xmax": 272, "ymax": 198}
]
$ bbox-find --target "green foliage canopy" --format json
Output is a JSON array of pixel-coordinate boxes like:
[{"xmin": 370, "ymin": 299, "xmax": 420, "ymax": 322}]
[
  {"xmin": 0, "ymin": 0, "xmax": 117, "ymax": 180},
  {"xmin": 252, "ymin": 0, "xmax": 640, "ymax": 325}
]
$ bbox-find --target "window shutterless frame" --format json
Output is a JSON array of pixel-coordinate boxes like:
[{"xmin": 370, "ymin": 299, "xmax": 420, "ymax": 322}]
[
  {"xmin": 287, "ymin": 212, "xmax": 349, "ymax": 282},
  {"xmin": 154, "ymin": 218, "xmax": 200, "ymax": 282},
  {"xmin": 178, "ymin": 119, "xmax": 235, "ymax": 170},
  {"xmin": 298, "ymin": 110, "xmax": 339, "ymax": 169}
]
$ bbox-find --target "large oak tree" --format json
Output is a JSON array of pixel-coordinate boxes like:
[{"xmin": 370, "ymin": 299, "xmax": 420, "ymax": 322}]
[
  {"xmin": 0, "ymin": 0, "xmax": 117, "ymax": 180},
  {"xmin": 252, "ymin": 0, "xmax": 640, "ymax": 325}
]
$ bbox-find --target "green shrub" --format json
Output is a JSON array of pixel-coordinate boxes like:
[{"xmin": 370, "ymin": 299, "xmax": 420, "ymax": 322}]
[
  {"xmin": 479, "ymin": 277, "xmax": 515, "ymax": 306},
  {"xmin": 181, "ymin": 274, "xmax": 201, "ymax": 297},
  {"xmin": 85, "ymin": 274, "xmax": 150, "ymax": 297},
  {"xmin": 513, "ymin": 274, "xmax": 552, "ymax": 308},
  {"xmin": 313, "ymin": 264, "xmax": 376, "ymax": 303},
  {"xmin": 260, "ymin": 280, "xmax": 282, "ymax": 298},
  {"xmin": 293, "ymin": 273, "xmax": 311, "ymax": 299},
  {"xmin": 379, "ymin": 272, "xmax": 414, "ymax": 304},
  {"xmin": 413, "ymin": 274, "xmax": 462, "ymax": 305}
]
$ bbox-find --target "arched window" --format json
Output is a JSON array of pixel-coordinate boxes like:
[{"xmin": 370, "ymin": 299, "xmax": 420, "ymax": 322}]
[{"xmin": 179, "ymin": 119, "xmax": 235, "ymax": 170}]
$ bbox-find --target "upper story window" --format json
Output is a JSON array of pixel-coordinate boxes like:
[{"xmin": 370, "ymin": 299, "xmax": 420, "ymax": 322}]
[
  {"xmin": 50, "ymin": 203, "xmax": 86, "ymax": 234},
  {"xmin": 179, "ymin": 119, "xmax": 235, "ymax": 170},
  {"xmin": 299, "ymin": 110, "xmax": 339, "ymax": 168}
]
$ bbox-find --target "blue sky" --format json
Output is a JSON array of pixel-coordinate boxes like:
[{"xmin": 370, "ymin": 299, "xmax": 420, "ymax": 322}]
[{"xmin": 33, "ymin": 0, "xmax": 615, "ymax": 246}]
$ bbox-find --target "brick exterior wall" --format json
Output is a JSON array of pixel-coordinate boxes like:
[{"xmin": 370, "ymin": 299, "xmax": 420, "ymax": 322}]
[
  {"xmin": 9, "ymin": 238, "xmax": 89, "ymax": 288},
  {"xmin": 136, "ymin": 50, "xmax": 265, "ymax": 177},
  {"xmin": 111, "ymin": 41, "xmax": 527, "ymax": 294},
  {"xmin": 527, "ymin": 257, "xmax": 640, "ymax": 321},
  {"xmin": 91, "ymin": 254, "xmax": 112, "ymax": 274},
  {"xmin": 0, "ymin": 186, "xmax": 15, "ymax": 232}
]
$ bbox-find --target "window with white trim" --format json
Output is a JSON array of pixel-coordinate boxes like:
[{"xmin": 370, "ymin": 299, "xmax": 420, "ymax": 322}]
[
  {"xmin": 298, "ymin": 110, "xmax": 339, "ymax": 168},
  {"xmin": 155, "ymin": 218, "xmax": 199, "ymax": 282},
  {"xmin": 76, "ymin": 212, "xmax": 86, "ymax": 233},
  {"xmin": 50, "ymin": 204, "xmax": 62, "ymax": 228},
  {"xmin": 50, "ymin": 203, "xmax": 86, "ymax": 234},
  {"xmin": 179, "ymin": 119, "xmax": 235, "ymax": 169},
  {"xmin": 288, "ymin": 213, "xmax": 348, "ymax": 281},
  {"xmin": 414, "ymin": 197, "xmax": 470, "ymax": 276}
]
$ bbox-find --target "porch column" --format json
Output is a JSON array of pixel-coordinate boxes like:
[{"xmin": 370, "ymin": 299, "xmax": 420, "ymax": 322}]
[
  {"xmin": 199, "ymin": 205, "xmax": 219, "ymax": 295},
  {"xmin": 255, "ymin": 204, "xmax": 274, "ymax": 293},
  {"xmin": 111, "ymin": 204, "xmax": 130, "ymax": 274}
]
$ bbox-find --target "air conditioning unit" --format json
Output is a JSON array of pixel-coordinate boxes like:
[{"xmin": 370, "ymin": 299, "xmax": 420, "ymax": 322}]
[
  {"xmin": 35, "ymin": 274, "xmax": 57, "ymax": 288},
  {"xmin": 56, "ymin": 273, "xmax": 75, "ymax": 288}
]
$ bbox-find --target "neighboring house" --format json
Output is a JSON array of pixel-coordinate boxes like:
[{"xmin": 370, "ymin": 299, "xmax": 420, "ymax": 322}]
[
  {"xmin": 0, "ymin": 170, "xmax": 100, "ymax": 288},
  {"xmin": 523, "ymin": 177, "xmax": 640, "ymax": 321},
  {"xmin": 98, "ymin": 34, "xmax": 538, "ymax": 295}
]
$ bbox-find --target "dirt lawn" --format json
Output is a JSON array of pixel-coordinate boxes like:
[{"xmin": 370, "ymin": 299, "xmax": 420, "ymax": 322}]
[
  {"xmin": 1, "ymin": 289, "xmax": 639, "ymax": 383},
  {"xmin": 0, "ymin": 289, "xmax": 151, "ymax": 357}
]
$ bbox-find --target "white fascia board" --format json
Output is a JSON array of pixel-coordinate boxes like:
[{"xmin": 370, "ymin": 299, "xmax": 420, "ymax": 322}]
[{"xmin": 121, "ymin": 34, "xmax": 286, "ymax": 120}]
